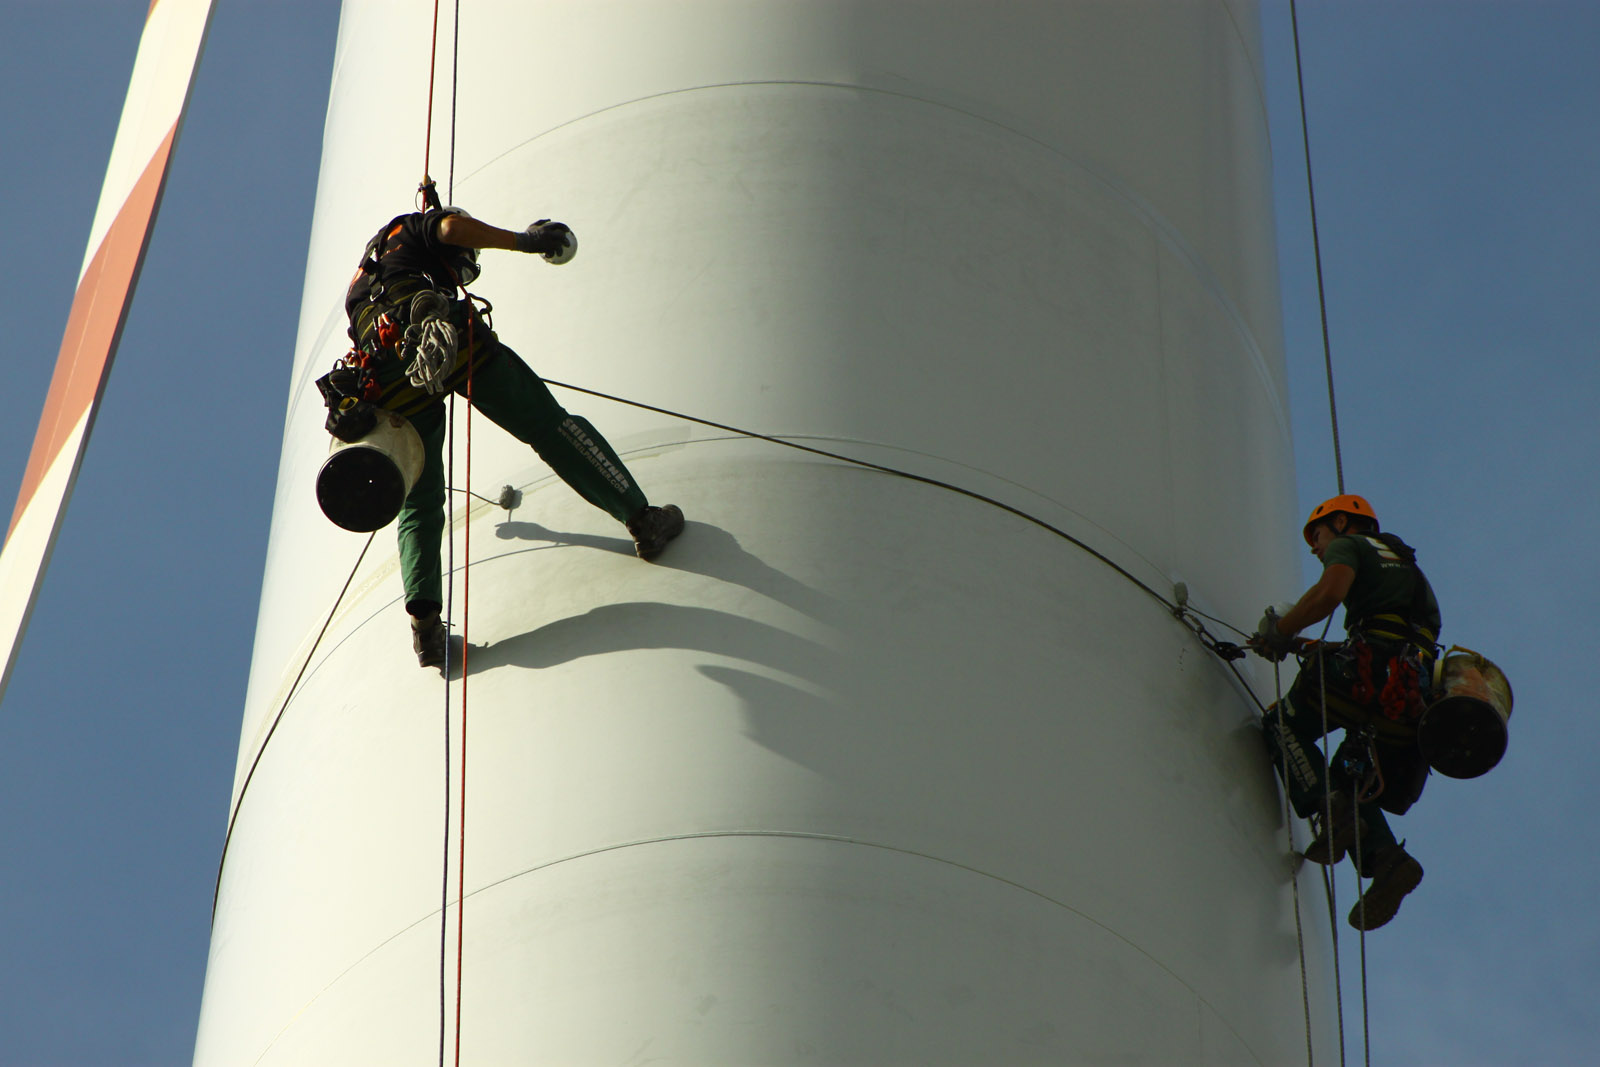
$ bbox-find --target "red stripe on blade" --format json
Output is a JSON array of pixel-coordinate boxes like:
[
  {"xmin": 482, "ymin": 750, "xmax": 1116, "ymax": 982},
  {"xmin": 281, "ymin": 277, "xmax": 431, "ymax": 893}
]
[{"xmin": 6, "ymin": 123, "xmax": 178, "ymax": 541}]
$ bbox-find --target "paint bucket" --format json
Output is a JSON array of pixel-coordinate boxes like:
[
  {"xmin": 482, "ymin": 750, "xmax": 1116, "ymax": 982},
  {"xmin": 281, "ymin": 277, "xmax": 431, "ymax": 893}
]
[
  {"xmin": 316, "ymin": 409, "xmax": 424, "ymax": 532},
  {"xmin": 1417, "ymin": 648, "xmax": 1513, "ymax": 779}
]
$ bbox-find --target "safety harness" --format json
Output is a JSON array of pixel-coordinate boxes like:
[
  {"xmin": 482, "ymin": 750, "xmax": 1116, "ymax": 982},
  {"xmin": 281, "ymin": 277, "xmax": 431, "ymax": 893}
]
[
  {"xmin": 1333, "ymin": 532, "xmax": 1440, "ymax": 733},
  {"xmin": 317, "ymin": 207, "xmax": 484, "ymax": 438}
]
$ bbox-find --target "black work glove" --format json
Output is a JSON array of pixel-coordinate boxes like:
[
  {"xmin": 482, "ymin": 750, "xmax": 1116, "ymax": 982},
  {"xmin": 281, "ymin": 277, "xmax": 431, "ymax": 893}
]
[
  {"xmin": 515, "ymin": 220, "xmax": 575, "ymax": 260},
  {"xmin": 1252, "ymin": 607, "xmax": 1298, "ymax": 662}
]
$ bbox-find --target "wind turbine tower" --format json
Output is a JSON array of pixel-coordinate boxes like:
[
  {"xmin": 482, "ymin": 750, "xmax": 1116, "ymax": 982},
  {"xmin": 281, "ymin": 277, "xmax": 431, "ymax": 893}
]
[{"xmin": 194, "ymin": 2, "xmax": 1329, "ymax": 1062}]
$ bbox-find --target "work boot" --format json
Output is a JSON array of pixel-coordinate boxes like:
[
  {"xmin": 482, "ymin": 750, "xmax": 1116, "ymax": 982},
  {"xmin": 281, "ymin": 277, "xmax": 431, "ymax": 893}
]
[
  {"xmin": 1303, "ymin": 791, "xmax": 1358, "ymax": 866},
  {"xmin": 626, "ymin": 504, "xmax": 684, "ymax": 560},
  {"xmin": 412, "ymin": 612, "xmax": 447, "ymax": 670},
  {"xmin": 1348, "ymin": 845, "xmax": 1424, "ymax": 931}
]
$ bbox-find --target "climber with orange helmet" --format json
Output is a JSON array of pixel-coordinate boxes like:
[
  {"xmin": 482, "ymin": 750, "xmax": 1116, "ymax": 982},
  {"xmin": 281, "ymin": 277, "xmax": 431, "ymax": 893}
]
[{"xmin": 1252, "ymin": 494, "xmax": 1442, "ymax": 931}]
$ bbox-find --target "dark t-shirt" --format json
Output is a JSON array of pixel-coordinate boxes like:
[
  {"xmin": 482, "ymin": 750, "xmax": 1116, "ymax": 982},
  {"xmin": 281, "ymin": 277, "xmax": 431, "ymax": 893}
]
[
  {"xmin": 1321, "ymin": 533, "xmax": 1441, "ymax": 637},
  {"xmin": 345, "ymin": 209, "xmax": 473, "ymax": 323},
  {"xmin": 339, "ymin": 210, "xmax": 494, "ymax": 416}
]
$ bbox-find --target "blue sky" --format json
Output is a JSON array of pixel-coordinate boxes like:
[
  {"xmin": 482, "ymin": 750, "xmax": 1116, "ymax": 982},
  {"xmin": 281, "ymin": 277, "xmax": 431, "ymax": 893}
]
[{"xmin": 2, "ymin": 2, "xmax": 1596, "ymax": 1063}]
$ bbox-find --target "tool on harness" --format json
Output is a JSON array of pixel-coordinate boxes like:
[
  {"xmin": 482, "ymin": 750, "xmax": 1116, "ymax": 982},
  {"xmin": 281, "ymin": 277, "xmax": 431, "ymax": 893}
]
[
  {"xmin": 1379, "ymin": 653, "xmax": 1427, "ymax": 724},
  {"xmin": 1418, "ymin": 647, "xmax": 1514, "ymax": 778},
  {"xmin": 1331, "ymin": 726, "xmax": 1385, "ymax": 803},
  {"xmin": 316, "ymin": 407, "xmax": 425, "ymax": 532},
  {"xmin": 1349, "ymin": 639, "xmax": 1378, "ymax": 703},
  {"xmin": 316, "ymin": 357, "xmax": 382, "ymax": 442}
]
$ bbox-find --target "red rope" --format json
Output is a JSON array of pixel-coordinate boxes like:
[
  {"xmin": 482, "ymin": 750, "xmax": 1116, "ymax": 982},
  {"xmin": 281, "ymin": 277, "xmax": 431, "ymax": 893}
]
[
  {"xmin": 423, "ymin": 0, "xmax": 440, "ymax": 183},
  {"xmin": 421, "ymin": 4, "xmax": 467, "ymax": 1064}
]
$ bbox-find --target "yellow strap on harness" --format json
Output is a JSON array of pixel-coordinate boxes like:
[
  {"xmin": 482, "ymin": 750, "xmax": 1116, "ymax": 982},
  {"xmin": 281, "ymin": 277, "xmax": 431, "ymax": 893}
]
[{"xmin": 1360, "ymin": 612, "xmax": 1436, "ymax": 650}]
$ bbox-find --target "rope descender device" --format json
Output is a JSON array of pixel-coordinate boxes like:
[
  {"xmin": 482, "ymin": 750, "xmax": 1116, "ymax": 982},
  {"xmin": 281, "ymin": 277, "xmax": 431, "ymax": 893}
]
[{"xmin": 418, "ymin": 175, "xmax": 443, "ymax": 212}]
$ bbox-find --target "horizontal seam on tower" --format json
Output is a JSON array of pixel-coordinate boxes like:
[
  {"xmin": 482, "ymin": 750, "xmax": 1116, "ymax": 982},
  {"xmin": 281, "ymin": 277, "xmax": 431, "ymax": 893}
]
[
  {"xmin": 264, "ymin": 829, "xmax": 1258, "ymax": 1066},
  {"xmin": 480, "ymin": 830, "xmax": 1264, "ymax": 1061}
]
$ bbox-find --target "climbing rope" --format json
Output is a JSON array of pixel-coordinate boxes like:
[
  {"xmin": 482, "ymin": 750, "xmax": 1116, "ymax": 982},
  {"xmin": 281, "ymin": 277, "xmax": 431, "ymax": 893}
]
[
  {"xmin": 444, "ymin": 5, "xmax": 474, "ymax": 1063},
  {"xmin": 210, "ymin": 531, "xmax": 378, "ymax": 918},
  {"xmin": 541, "ymin": 375, "xmax": 1309, "ymax": 712},
  {"xmin": 1268, "ymin": 659, "xmax": 1316, "ymax": 1067},
  {"xmin": 1290, "ymin": 0, "xmax": 1345, "ymax": 495},
  {"xmin": 222, "ymin": 6, "xmax": 1365, "ymax": 1059},
  {"xmin": 418, "ymin": 2, "xmax": 472, "ymax": 1064},
  {"xmin": 1313, "ymin": 628, "xmax": 1350, "ymax": 1067},
  {"xmin": 1289, "ymin": 1, "xmax": 1382, "ymax": 1058},
  {"xmin": 453, "ymin": 233, "xmax": 477, "ymax": 1067},
  {"xmin": 1351, "ymin": 786, "xmax": 1373, "ymax": 1067},
  {"xmin": 545, "ymin": 379, "xmax": 1184, "ymax": 603},
  {"xmin": 539, "ymin": 376, "xmax": 1347, "ymax": 1054},
  {"xmin": 439, "ymin": 384, "xmax": 455, "ymax": 1067}
]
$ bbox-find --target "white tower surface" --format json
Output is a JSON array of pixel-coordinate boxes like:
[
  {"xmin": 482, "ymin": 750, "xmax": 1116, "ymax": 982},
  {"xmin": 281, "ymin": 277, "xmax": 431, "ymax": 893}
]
[{"xmin": 197, "ymin": 1, "xmax": 1332, "ymax": 1063}]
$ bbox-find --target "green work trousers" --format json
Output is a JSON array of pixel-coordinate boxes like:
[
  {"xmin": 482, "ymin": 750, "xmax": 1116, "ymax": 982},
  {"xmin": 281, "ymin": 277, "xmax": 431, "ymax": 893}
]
[
  {"xmin": 395, "ymin": 339, "xmax": 648, "ymax": 615},
  {"xmin": 1262, "ymin": 640, "xmax": 1430, "ymax": 874}
]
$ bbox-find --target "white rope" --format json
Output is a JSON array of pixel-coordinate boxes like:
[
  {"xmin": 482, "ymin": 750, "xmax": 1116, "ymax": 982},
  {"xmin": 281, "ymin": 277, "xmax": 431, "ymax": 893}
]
[
  {"xmin": 1313, "ymin": 633, "xmax": 1350, "ymax": 1067},
  {"xmin": 403, "ymin": 316, "xmax": 460, "ymax": 394},
  {"xmin": 1270, "ymin": 660, "xmax": 1318, "ymax": 1067}
]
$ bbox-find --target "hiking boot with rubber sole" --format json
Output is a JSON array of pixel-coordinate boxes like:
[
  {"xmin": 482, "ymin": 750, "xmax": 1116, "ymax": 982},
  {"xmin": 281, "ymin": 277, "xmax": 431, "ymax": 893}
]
[
  {"xmin": 1348, "ymin": 846, "xmax": 1423, "ymax": 931},
  {"xmin": 1304, "ymin": 791, "xmax": 1358, "ymax": 866},
  {"xmin": 626, "ymin": 504, "xmax": 684, "ymax": 561},
  {"xmin": 412, "ymin": 614, "xmax": 447, "ymax": 670}
]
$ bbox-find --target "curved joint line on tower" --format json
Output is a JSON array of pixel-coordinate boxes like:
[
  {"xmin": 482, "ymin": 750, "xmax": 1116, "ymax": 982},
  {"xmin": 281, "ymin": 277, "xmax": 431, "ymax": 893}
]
[
  {"xmin": 459, "ymin": 80, "xmax": 1289, "ymax": 446},
  {"xmin": 545, "ymin": 378, "xmax": 1283, "ymax": 719}
]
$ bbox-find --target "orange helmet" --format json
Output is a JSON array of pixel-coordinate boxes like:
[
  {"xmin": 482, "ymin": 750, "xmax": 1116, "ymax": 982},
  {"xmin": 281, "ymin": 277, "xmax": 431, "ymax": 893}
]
[{"xmin": 1303, "ymin": 494, "xmax": 1379, "ymax": 545}]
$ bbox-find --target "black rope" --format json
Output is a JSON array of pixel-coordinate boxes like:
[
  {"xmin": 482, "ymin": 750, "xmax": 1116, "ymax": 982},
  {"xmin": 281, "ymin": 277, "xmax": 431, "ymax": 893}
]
[
  {"xmin": 544, "ymin": 378, "xmax": 1179, "ymax": 605},
  {"xmin": 449, "ymin": 485, "xmax": 503, "ymax": 507},
  {"xmin": 440, "ymin": 386, "xmax": 456, "ymax": 1067},
  {"xmin": 1268, "ymin": 661, "xmax": 1317, "ymax": 1067},
  {"xmin": 538, "ymin": 378, "xmax": 1366, "ymax": 1059},
  {"xmin": 1312, "ymin": 629, "xmax": 1350, "ymax": 1067},
  {"xmin": 542, "ymin": 377, "xmax": 1293, "ymax": 724},
  {"xmin": 210, "ymin": 531, "xmax": 378, "ymax": 920},
  {"xmin": 442, "ymin": 7, "xmax": 465, "ymax": 1063},
  {"xmin": 1290, "ymin": 3, "xmax": 1372, "ymax": 1044},
  {"xmin": 448, "ymin": 0, "xmax": 459, "ymax": 206},
  {"xmin": 1290, "ymin": 0, "xmax": 1346, "ymax": 494}
]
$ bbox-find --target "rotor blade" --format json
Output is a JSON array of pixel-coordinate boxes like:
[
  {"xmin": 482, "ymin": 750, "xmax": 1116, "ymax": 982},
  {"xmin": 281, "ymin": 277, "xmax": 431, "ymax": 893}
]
[{"xmin": 0, "ymin": 0, "xmax": 217, "ymax": 705}]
